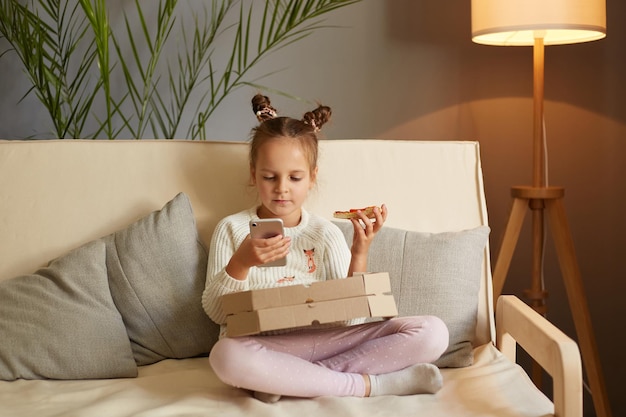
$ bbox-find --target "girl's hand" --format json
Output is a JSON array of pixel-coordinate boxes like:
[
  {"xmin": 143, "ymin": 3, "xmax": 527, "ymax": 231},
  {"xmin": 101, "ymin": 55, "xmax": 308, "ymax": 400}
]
[
  {"xmin": 226, "ymin": 234, "xmax": 291, "ymax": 280},
  {"xmin": 348, "ymin": 204, "xmax": 387, "ymax": 275},
  {"xmin": 350, "ymin": 204, "xmax": 387, "ymax": 254},
  {"xmin": 247, "ymin": 234, "xmax": 291, "ymax": 266}
]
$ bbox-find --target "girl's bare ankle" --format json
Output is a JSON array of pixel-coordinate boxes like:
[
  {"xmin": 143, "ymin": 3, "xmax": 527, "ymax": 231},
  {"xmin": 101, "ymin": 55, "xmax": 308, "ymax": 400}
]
[{"xmin": 362, "ymin": 374, "xmax": 371, "ymax": 397}]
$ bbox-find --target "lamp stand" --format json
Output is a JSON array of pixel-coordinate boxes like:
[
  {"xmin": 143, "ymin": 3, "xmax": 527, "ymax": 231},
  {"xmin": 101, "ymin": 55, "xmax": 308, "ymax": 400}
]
[{"xmin": 492, "ymin": 37, "xmax": 613, "ymax": 417}]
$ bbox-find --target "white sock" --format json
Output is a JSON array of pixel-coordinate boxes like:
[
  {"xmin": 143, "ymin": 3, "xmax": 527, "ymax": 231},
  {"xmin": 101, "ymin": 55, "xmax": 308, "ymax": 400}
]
[
  {"xmin": 369, "ymin": 363, "xmax": 443, "ymax": 396},
  {"xmin": 253, "ymin": 391, "xmax": 282, "ymax": 403}
]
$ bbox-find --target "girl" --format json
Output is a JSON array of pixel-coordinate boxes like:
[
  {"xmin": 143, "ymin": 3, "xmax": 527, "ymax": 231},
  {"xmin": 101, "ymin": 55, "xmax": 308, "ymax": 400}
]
[{"xmin": 202, "ymin": 95, "xmax": 449, "ymax": 402}]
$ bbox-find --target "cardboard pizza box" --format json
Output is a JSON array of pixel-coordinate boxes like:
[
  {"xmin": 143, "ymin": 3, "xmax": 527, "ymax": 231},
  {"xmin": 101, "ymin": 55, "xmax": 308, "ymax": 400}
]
[
  {"xmin": 221, "ymin": 272, "xmax": 392, "ymax": 315},
  {"xmin": 221, "ymin": 273, "xmax": 398, "ymax": 337},
  {"xmin": 225, "ymin": 294, "xmax": 397, "ymax": 337}
]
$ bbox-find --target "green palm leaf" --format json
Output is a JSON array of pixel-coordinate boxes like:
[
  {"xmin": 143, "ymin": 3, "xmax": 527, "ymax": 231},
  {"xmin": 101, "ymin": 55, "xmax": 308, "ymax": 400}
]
[{"xmin": 0, "ymin": 0, "xmax": 362, "ymax": 139}]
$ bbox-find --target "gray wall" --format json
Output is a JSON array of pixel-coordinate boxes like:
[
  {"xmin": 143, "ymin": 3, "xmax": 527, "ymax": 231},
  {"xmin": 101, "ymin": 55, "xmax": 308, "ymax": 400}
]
[{"xmin": 1, "ymin": 1, "xmax": 624, "ymax": 416}]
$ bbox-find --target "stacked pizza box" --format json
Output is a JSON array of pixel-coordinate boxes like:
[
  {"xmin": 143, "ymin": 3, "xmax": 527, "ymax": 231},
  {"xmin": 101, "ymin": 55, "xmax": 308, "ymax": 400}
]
[{"xmin": 220, "ymin": 272, "xmax": 398, "ymax": 337}]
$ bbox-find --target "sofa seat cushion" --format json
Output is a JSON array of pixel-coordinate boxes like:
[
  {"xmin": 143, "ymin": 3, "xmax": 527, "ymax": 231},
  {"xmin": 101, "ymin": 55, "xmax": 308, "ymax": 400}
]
[{"xmin": 0, "ymin": 344, "xmax": 554, "ymax": 417}]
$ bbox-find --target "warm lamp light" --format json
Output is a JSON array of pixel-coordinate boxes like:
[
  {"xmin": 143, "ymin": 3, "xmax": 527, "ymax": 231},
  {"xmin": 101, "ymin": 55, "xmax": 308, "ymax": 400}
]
[
  {"xmin": 470, "ymin": 1, "xmax": 610, "ymax": 417},
  {"xmin": 472, "ymin": 0, "xmax": 606, "ymax": 46}
]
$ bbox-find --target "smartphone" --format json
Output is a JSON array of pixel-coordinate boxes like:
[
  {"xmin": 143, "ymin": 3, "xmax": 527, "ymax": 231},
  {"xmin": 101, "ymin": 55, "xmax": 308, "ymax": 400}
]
[{"xmin": 249, "ymin": 218, "xmax": 287, "ymax": 267}]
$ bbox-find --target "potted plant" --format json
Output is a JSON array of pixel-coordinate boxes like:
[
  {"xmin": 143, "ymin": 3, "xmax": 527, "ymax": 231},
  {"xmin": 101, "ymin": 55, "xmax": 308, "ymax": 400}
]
[{"xmin": 0, "ymin": 0, "xmax": 361, "ymax": 139}]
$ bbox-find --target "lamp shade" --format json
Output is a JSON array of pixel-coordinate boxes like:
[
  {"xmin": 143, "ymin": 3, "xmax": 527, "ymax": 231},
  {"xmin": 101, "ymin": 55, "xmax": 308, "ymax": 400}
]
[{"xmin": 471, "ymin": 0, "xmax": 606, "ymax": 46}]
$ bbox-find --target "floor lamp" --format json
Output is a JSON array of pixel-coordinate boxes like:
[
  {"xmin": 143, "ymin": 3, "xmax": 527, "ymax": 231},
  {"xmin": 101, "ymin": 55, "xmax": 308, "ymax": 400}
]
[{"xmin": 470, "ymin": 1, "xmax": 611, "ymax": 417}]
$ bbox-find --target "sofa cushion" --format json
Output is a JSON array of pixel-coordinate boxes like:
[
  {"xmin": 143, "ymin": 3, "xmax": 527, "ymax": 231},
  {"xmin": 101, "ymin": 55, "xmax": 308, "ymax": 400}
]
[
  {"xmin": 105, "ymin": 192, "xmax": 220, "ymax": 365},
  {"xmin": 0, "ymin": 240, "xmax": 137, "ymax": 380},
  {"xmin": 334, "ymin": 222, "xmax": 490, "ymax": 368}
]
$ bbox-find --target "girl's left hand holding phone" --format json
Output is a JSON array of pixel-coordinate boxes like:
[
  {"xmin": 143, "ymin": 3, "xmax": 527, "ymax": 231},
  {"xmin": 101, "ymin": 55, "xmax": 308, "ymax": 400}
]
[
  {"xmin": 249, "ymin": 233, "xmax": 291, "ymax": 266},
  {"xmin": 226, "ymin": 235, "xmax": 291, "ymax": 280}
]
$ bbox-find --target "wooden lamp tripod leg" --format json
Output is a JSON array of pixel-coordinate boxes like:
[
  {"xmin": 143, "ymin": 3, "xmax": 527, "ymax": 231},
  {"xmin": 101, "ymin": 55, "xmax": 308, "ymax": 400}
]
[
  {"xmin": 493, "ymin": 197, "xmax": 528, "ymax": 301},
  {"xmin": 493, "ymin": 194, "xmax": 547, "ymax": 386},
  {"xmin": 545, "ymin": 198, "xmax": 612, "ymax": 417}
]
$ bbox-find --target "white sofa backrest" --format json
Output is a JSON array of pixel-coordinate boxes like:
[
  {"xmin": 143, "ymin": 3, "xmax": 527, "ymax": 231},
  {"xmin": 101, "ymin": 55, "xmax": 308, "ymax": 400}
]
[{"xmin": 0, "ymin": 139, "xmax": 493, "ymax": 347}]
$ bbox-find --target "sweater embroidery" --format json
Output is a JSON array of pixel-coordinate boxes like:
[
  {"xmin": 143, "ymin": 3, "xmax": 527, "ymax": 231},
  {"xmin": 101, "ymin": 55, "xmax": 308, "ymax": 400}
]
[{"xmin": 303, "ymin": 248, "xmax": 317, "ymax": 273}]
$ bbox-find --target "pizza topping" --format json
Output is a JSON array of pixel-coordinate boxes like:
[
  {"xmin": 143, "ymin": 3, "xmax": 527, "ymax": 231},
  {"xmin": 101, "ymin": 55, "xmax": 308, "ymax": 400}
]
[{"xmin": 333, "ymin": 206, "xmax": 379, "ymax": 219}]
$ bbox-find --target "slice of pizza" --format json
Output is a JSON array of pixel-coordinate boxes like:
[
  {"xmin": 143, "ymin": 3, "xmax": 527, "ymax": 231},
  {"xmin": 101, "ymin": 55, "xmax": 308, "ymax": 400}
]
[{"xmin": 333, "ymin": 206, "xmax": 379, "ymax": 219}]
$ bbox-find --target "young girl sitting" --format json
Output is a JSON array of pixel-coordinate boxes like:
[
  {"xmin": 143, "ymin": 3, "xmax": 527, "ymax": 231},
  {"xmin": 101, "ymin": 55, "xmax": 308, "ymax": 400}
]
[{"xmin": 201, "ymin": 95, "xmax": 449, "ymax": 402}]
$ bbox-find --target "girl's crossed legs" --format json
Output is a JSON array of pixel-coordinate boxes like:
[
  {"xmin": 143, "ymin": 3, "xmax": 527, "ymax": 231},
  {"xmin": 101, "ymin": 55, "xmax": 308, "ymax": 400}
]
[{"xmin": 209, "ymin": 315, "xmax": 449, "ymax": 398}]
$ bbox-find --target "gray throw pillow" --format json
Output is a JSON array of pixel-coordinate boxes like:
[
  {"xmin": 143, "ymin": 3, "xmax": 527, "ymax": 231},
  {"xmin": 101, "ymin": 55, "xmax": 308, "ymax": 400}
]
[
  {"xmin": 0, "ymin": 240, "xmax": 137, "ymax": 380},
  {"xmin": 105, "ymin": 192, "xmax": 220, "ymax": 365},
  {"xmin": 334, "ymin": 222, "xmax": 490, "ymax": 368}
]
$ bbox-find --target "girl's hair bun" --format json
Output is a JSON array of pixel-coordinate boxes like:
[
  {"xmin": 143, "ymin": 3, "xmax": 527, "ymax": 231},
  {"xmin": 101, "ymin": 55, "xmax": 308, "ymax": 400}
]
[
  {"xmin": 252, "ymin": 94, "xmax": 277, "ymax": 122},
  {"xmin": 302, "ymin": 105, "xmax": 331, "ymax": 132}
]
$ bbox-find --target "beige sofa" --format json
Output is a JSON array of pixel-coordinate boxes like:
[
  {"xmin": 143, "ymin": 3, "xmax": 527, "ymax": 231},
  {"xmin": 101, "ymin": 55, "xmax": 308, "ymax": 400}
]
[{"xmin": 0, "ymin": 139, "xmax": 581, "ymax": 417}]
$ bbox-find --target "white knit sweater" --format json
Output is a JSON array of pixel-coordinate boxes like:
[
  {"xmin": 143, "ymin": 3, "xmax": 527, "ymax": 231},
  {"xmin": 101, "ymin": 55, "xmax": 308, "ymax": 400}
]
[{"xmin": 201, "ymin": 207, "xmax": 352, "ymax": 335}]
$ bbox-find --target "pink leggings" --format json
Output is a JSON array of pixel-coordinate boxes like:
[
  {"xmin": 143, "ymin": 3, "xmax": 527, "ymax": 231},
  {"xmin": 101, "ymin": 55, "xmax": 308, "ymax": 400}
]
[{"xmin": 209, "ymin": 316, "xmax": 449, "ymax": 398}]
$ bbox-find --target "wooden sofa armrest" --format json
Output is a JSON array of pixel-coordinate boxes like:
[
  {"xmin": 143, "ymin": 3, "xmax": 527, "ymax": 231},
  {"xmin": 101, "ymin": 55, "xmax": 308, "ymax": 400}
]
[{"xmin": 496, "ymin": 295, "xmax": 582, "ymax": 417}]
